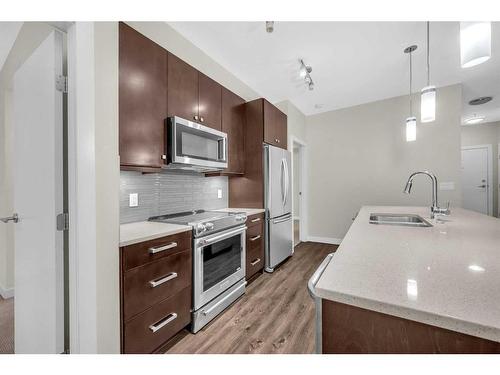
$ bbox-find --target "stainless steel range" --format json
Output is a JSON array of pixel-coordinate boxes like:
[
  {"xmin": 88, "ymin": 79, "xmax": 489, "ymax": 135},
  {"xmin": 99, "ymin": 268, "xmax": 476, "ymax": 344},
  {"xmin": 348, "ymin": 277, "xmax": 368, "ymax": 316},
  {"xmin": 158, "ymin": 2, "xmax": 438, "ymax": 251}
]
[{"xmin": 149, "ymin": 210, "xmax": 247, "ymax": 333}]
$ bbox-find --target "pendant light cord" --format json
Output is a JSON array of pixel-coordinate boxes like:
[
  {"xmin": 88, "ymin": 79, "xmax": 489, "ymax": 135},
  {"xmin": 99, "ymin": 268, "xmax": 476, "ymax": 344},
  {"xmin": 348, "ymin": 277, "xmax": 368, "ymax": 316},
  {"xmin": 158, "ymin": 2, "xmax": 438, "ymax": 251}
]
[
  {"xmin": 409, "ymin": 50, "xmax": 413, "ymax": 115},
  {"xmin": 426, "ymin": 21, "xmax": 430, "ymax": 86}
]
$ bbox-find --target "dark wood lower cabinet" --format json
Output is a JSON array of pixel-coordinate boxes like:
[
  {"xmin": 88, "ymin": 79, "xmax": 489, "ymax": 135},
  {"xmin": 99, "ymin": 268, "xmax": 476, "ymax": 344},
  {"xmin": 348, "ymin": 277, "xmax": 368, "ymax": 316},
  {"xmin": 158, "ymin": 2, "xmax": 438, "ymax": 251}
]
[
  {"xmin": 120, "ymin": 231, "xmax": 193, "ymax": 354},
  {"xmin": 322, "ymin": 300, "xmax": 500, "ymax": 354},
  {"xmin": 245, "ymin": 213, "xmax": 265, "ymax": 280}
]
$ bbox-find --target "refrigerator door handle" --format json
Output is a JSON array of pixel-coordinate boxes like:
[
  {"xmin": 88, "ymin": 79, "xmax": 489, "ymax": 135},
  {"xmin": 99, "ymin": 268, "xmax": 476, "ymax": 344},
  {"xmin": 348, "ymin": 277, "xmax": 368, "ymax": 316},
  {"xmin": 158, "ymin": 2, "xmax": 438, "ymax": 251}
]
[
  {"xmin": 283, "ymin": 157, "xmax": 289, "ymax": 207},
  {"xmin": 280, "ymin": 158, "xmax": 286, "ymax": 206}
]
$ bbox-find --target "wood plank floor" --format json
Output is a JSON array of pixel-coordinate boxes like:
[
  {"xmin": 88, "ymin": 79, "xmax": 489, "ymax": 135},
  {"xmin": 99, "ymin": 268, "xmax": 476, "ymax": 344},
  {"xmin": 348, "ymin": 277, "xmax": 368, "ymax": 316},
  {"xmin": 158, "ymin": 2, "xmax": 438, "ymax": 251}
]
[{"xmin": 165, "ymin": 242, "xmax": 337, "ymax": 354}]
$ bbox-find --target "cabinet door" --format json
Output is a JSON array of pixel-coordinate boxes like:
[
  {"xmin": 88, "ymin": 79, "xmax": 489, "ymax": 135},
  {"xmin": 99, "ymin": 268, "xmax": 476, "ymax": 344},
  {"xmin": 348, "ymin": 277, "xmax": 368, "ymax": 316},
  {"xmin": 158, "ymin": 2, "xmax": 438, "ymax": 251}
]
[
  {"xmin": 263, "ymin": 100, "xmax": 287, "ymax": 149},
  {"xmin": 222, "ymin": 88, "xmax": 245, "ymax": 174},
  {"xmin": 119, "ymin": 23, "xmax": 167, "ymax": 168},
  {"xmin": 167, "ymin": 52, "xmax": 199, "ymax": 122},
  {"xmin": 198, "ymin": 73, "xmax": 222, "ymax": 130}
]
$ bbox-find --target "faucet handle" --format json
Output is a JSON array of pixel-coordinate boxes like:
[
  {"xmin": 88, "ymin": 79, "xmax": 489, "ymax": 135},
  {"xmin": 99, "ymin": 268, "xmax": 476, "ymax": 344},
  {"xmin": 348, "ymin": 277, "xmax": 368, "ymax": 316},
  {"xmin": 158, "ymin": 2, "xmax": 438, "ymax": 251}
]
[{"xmin": 436, "ymin": 202, "xmax": 451, "ymax": 216}]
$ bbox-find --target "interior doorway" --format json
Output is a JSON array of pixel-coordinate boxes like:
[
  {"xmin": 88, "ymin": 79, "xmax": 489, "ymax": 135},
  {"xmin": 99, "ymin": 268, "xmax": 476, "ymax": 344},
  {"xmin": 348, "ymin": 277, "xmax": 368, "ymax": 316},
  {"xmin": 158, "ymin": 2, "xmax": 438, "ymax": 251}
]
[
  {"xmin": 0, "ymin": 23, "xmax": 68, "ymax": 354},
  {"xmin": 461, "ymin": 145, "xmax": 493, "ymax": 216},
  {"xmin": 291, "ymin": 137, "xmax": 306, "ymax": 247}
]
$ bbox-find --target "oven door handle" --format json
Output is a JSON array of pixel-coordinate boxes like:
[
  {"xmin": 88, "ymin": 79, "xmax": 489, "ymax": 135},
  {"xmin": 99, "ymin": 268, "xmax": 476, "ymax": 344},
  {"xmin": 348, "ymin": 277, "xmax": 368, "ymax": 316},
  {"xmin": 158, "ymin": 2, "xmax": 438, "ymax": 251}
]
[{"xmin": 198, "ymin": 226, "xmax": 247, "ymax": 246}]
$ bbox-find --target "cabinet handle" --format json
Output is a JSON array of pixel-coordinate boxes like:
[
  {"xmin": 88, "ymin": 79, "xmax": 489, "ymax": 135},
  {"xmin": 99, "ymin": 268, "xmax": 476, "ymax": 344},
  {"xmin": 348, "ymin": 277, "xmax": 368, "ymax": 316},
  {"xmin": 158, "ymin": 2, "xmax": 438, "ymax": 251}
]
[
  {"xmin": 149, "ymin": 312, "xmax": 178, "ymax": 333},
  {"xmin": 148, "ymin": 242, "xmax": 177, "ymax": 254},
  {"xmin": 194, "ymin": 115, "xmax": 199, "ymax": 121},
  {"xmin": 275, "ymin": 138, "xmax": 279, "ymax": 143},
  {"xmin": 200, "ymin": 117, "xmax": 204, "ymax": 122},
  {"xmin": 250, "ymin": 258, "xmax": 261, "ymax": 266},
  {"xmin": 249, "ymin": 235, "xmax": 261, "ymax": 242},
  {"xmin": 251, "ymin": 218, "xmax": 261, "ymax": 223},
  {"xmin": 149, "ymin": 272, "xmax": 178, "ymax": 288}
]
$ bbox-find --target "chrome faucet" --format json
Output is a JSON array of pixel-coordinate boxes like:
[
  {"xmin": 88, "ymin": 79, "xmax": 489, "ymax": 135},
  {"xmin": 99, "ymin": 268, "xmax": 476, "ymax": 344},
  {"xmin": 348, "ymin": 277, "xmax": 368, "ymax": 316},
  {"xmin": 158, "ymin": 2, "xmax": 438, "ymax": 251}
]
[{"xmin": 404, "ymin": 171, "xmax": 450, "ymax": 219}]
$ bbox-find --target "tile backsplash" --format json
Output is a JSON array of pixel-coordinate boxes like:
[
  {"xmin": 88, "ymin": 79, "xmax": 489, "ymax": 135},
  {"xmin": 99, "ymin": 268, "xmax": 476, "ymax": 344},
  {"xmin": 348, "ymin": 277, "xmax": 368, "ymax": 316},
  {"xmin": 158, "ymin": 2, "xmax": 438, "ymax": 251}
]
[{"xmin": 120, "ymin": 170, "xmax": 228, "ymax": 224}]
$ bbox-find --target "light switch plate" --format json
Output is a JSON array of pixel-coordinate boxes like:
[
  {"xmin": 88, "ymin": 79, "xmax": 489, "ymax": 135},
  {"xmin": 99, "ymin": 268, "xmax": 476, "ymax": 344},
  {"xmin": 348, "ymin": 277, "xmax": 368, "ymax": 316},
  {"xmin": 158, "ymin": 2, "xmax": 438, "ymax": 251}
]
[
  {"xmin": 217, "ymin": 189, "xmax": 223, "ymax": 199},
  {"xmin": 439, "ymin": 182, "xmax": 455, "ymax": 191},
  {"xmin": 129, "ymin": 193, "xmax": 138, "ymax": 207}
]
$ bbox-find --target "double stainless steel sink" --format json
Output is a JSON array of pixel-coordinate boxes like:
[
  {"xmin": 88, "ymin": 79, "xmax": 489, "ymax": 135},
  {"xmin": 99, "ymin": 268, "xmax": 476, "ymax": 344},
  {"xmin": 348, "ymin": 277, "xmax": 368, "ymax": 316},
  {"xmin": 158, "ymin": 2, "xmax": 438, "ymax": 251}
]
[{"xmin": 369, "ymin": 213, "xmax": 432, "ymax": 227}]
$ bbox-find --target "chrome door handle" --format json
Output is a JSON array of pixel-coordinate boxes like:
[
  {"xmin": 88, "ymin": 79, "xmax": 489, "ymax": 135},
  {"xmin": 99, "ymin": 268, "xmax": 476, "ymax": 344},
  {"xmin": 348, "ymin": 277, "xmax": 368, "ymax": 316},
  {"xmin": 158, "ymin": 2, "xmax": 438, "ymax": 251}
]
[
  {"xmin": 0, "ymin": 213, "xmax": 18, "ymax": 223},
  {"xmin": 149, "ymin": 312, "xmax": 177, "ymax": 333},
  {"xmin": 272, "ymin": 214, "xmax": 292, "ymax": 224},
  {"xmin": 149, "ymin": 272, "xmax": 178, "ymax": 288},
  {"xmin": 148, "ymin": 242, "xmax": 177, "ymax": 254},
  {"xmin": 250, "ymin": 258, "xmax": 261, "ymax": 266},
  {"xmin": 249, "ymin": 235, "xmax": 261, "ymax": 241}
]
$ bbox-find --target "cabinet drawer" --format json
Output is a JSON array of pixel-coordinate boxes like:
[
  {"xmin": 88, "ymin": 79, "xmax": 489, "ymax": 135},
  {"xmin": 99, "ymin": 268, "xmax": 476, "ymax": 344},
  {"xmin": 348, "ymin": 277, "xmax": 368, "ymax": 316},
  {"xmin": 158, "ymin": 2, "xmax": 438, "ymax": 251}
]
[
  {"xmin": 247, "ymin": 213, "xmax": 264, "ymax": 227},
  {"xmin": 246, "ymin": 221, "xmax": 263, "ymax": 250},
  {"xmin": 123, "ymin": 286, "xmax": 191, "ymax": 354},
  {"xmin": 122, "ymin": 231, "xmax": 191, "ymax": 271},
  {"xmin": 123, "ymin": 249, "xmax": 192, "ymax": 321},
  {"xmin": 246, "ymin": 241, "xmax": 264, "ymax": 279}
]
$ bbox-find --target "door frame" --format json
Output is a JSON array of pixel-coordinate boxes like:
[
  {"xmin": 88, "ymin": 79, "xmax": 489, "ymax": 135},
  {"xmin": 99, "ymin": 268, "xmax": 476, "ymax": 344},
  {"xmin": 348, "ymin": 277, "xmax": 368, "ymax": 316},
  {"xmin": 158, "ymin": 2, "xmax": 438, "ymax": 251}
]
[
  {"xmin": 461, "ymin": 144, "xmax": 493, "ymax": 216},
  {"xmin": 290, "ymin": 136, "xmax": 308, "ymax": 244}
]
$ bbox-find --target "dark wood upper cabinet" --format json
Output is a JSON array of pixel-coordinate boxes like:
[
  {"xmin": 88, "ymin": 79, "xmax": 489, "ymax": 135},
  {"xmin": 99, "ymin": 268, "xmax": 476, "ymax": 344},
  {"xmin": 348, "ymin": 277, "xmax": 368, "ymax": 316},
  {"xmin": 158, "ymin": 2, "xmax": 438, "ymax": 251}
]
[
  {"xmin": 198, "ymin": 73, "xmax": 222, "ymax": 130},
  {"xmin": 221, "ymin": 88, "xmax": 245, "ymax": 174},
  {"xmin": 167, "ymin": 52, "xmax": 199, "ymax": 122},
  {"xmin": 119, "ymin": 22, "xmax": 167, "ymax": 169},
  {"xmin": 263, "ymin": 99, "xmax": 287, "ymax": 149}
]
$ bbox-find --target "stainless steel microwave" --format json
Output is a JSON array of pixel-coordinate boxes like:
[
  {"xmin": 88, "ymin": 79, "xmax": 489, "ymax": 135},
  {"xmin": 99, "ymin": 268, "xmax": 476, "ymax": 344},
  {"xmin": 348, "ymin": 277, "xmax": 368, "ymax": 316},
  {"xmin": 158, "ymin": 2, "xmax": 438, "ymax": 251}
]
[{"xmin": 165, "ymin": 116, "xmax": 228, "ymax": 172}]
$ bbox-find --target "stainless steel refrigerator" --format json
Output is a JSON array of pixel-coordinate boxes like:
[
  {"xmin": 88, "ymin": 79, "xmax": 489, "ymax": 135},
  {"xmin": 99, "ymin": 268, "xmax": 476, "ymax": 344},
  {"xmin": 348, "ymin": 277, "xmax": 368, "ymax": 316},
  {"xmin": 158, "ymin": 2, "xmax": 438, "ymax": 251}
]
[{"xmin": 264, "ymin": 144, "xmax": 293, "ymax": 272}]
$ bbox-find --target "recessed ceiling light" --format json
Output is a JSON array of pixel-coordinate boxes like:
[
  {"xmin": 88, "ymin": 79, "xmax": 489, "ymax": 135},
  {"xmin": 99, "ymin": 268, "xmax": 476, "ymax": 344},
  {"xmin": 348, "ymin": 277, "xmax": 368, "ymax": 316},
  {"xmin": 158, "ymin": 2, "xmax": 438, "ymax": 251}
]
[
  {"xmin": 265, "ymin": 21, "xmax": 274, "ymax": 33},
  {"xmin": 464, "ymin": 116, "xmax": 485, "ymax": 125}
]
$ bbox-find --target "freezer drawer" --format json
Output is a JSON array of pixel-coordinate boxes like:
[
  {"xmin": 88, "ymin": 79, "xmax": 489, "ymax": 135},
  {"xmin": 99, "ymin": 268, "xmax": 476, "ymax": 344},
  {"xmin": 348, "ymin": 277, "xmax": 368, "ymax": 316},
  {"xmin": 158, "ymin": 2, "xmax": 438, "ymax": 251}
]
[{"xmin": 265, "ymin": 213, "xmax": 293, "ymax": 272}]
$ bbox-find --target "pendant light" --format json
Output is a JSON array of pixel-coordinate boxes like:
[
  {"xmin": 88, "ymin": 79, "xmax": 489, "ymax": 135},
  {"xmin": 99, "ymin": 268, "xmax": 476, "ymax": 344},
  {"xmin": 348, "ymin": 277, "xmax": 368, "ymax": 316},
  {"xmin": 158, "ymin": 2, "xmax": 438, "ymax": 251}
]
[
  {"xmin": 460, "ymin": 22, "xmax": 491, "ymax": 68},
  {"xmin": 421, "ymin": 22, "xmax": 436, "ymax": 123},
  {"xmin": 404, "ymin": 45, "xmax": 417, "ymax": 142}
]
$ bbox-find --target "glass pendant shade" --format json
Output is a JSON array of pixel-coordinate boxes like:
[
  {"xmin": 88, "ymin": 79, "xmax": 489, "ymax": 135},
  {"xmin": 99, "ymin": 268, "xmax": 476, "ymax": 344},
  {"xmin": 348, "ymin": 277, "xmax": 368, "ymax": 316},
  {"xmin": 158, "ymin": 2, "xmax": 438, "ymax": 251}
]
[
  {"xmin": 460, "ymin": 22, "xmax": 491, "ymax": 68},
  {"xmin": 406, "ymin": 117, "xmax": 417, "ymax": 142},
  {"xmin": 420, "ymin": 86, "xmax": 436, "ymax": 123}
]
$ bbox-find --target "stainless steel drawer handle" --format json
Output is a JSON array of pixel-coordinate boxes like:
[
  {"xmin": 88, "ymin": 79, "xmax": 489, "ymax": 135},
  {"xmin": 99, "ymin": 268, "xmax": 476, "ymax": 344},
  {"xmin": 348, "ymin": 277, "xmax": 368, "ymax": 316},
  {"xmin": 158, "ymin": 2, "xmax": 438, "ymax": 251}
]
[
  {"xmin": 149, "ymin": 312, "xmax": 178, "ymax": 333},
  {"xmin": 249, "ymin": 235, "xmax": 261, "ymax": 242},
  {"xmin": 250, "ymin": 258, "xmax": 261, "ymax": 266},
  {"xmin": 148, "ymin": 242, "xmax": 177, "ymax": 254},
  {"xmin": 149, "ymin": 272, "xmax": 178, "ymax": 288},
  {"xmin": 251, "ymin": 218, "xmax": 261, "ymax": 223}
]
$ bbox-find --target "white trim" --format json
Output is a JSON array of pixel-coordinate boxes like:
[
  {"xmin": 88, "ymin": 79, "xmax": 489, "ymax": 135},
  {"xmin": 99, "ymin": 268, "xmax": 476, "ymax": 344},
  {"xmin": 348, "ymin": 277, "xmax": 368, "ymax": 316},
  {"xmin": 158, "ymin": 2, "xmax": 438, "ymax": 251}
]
[
  {"xmin": 0, "ymin": 284, "xmax": 14, "ymax": 299},
  {"xmin": 498, "ymin": 143, "xmax": 500, "ymax": 218},
  {"xmin": 461, "ymin": 144, "xmax": 493, "ymax": 216},
  {"xmin": 290, "ymin": 135, "xmax": 308, "ymax": 246},
  {"xmin": 67, "ymin": 22, "xmax": 97, "ymax": 354},
  {"xmin": 307, "ymin": 236, "xmax": 343, "ymax": 245},
  {"xmin": 293, "ymin": 216, "xmax": 300, "ymax": 221}
]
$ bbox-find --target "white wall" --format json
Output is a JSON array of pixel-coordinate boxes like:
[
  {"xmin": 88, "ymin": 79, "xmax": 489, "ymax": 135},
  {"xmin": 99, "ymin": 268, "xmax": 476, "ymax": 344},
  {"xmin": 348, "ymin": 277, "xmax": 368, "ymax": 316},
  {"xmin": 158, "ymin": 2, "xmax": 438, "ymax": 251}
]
[
  {"xmin": 306, "ymin": 84, "xmax": 463, "ymax": 240},
  {"xmin": 461, "ymin": 121, "xmax": 500, "ymax": 217}
]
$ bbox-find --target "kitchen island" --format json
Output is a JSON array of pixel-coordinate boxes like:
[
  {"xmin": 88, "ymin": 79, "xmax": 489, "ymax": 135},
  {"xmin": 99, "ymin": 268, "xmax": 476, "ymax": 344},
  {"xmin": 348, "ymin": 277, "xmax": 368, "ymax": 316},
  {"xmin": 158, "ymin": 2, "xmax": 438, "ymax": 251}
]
[{"xmin": 313, "ymin": 206, "xmax": 500, "ymax": 353}]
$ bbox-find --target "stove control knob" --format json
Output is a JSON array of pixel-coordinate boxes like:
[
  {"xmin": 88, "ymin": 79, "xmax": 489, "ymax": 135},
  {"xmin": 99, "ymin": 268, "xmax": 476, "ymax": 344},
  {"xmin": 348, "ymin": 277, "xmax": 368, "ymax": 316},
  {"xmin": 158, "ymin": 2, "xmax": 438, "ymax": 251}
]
[
  {"xmin": 205, "ymin": 222, "xmax": 214, "ymax": 231},
  {"xmin": 235, "ymin": 214, "xmax": 247, "ymax": 222},
  {"xmin": 196, "ymin": 223, "xmax": 207, "ymax": 233}
]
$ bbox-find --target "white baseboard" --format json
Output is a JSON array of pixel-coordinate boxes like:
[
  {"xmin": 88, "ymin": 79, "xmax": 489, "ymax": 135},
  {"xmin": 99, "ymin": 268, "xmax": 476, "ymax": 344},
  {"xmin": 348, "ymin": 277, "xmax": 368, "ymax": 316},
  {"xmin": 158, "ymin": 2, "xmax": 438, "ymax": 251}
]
[
  {"xmin": 0, "ymin": 284, "xmax": 14, "ymax": 299},
  {"xmin": 307, "ymin": 236, "xmax": 343, "ymax": 245}
]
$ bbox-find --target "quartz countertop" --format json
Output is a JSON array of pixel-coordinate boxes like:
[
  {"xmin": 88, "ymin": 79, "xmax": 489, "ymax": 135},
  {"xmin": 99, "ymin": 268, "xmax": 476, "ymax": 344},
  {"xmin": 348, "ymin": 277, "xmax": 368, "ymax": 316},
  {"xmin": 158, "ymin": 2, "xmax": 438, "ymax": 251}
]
[
  {"xmin": 315, "ymin": 206, "xmax": 500, "ymax": 342},
  {"xmin": 120, "ymin": 221, "xmax": 192, "ymax": 247},
  {"xmin": 214, "ymin": 208, "xmax": 265, "ymax": 216}
]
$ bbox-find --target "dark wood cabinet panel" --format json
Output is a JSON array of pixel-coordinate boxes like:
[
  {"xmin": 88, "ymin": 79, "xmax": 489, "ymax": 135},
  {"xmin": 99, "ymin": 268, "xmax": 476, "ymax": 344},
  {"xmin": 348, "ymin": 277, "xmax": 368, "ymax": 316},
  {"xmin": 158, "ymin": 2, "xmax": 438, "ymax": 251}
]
[
  {"xmin": 119, "ymin": 22, "xmax": 167, "ymax": 169},
  {"xmin": 322, "ymin": 300, "xmax": 500, "ymax": 354},
  {"xmin": 198, "ymin": 73, "xmax": 222, "ymax": 130},
  {"xmin": 245, "ymin": 213, "xmax": 264, "ymax": 280},
  {"xmin": 222, "ymin": 88, "xmax": 245, "ymax": 174},
  {"xmin": 263, "ymin": 99, "xmax": 287, "ymax": 149},
  {"xmin": 167, "ymin": 52, "xmax": 199, "ymax": 122}
]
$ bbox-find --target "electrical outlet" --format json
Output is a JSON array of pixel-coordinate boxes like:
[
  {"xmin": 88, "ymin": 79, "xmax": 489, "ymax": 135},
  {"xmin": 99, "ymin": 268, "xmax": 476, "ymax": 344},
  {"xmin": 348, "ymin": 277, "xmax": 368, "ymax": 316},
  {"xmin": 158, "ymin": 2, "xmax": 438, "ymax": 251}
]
[
  {"xmin": 129, "ymin": 193, "xmax": 138, "ymax": 207},
  {"xmin": 217, "ymin": 189, "xmax": 223, "ymax": 199}
]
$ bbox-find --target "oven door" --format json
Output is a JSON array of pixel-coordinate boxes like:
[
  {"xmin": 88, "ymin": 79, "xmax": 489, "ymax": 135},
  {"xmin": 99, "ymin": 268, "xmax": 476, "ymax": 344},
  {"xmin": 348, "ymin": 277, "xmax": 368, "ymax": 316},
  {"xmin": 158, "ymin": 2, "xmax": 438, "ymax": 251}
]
[
  {"xmin": 167, "ymin": 116, "xmax": 227, "ymax": 170},
  {"xmin": 194, "ymin": 225, "xmax": 246, "ymax": 310}
]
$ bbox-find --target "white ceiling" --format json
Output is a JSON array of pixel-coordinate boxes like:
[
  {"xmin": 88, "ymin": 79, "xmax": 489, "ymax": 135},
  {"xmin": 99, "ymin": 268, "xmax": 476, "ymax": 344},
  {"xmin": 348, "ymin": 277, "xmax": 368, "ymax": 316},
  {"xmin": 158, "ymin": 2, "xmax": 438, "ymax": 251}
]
[
  {"xmin": 169, "ymin": 21, "xmax": 500, "ymax": 123},
  {"xmin": 0, "ymin": 22, "xmax": 23, "ymax": 72}
]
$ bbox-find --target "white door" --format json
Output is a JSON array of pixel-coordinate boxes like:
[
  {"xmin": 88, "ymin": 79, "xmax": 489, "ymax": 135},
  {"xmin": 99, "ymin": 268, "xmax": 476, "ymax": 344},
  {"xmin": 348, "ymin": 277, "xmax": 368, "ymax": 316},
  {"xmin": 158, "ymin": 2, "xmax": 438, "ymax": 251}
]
[
  {"xmin": 461, "ymin": 146, "xmax": 490, "ymax": 215},
  {"xmin": 13, "ymin": 30, "xmax": 65, "ymax": 353}
]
